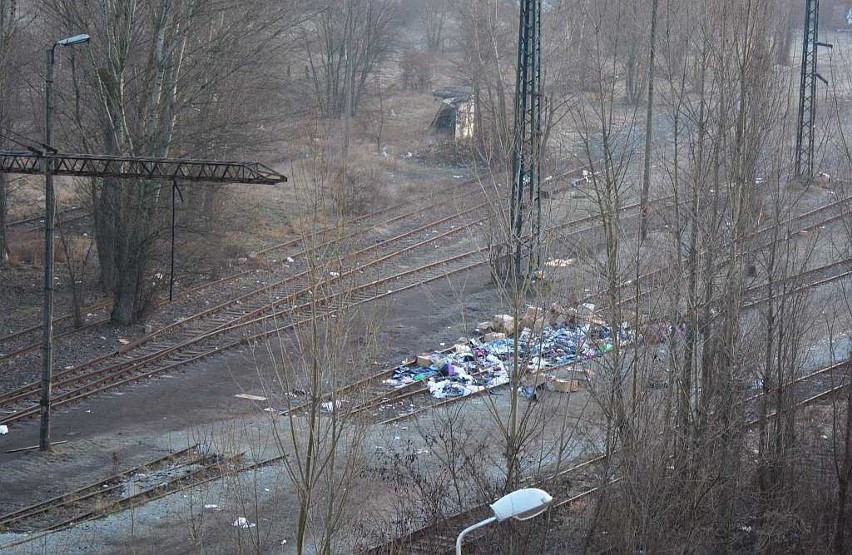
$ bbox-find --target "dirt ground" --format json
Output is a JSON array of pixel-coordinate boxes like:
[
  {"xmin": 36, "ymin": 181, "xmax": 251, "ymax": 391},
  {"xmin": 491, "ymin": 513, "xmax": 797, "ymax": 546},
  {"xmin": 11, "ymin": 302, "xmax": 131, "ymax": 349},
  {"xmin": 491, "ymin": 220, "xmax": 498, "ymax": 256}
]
[
  {"xmin": 0, "ymin": 258, "xmax": 531, "ymax": 552},
  {"xmin": 0, "ymin": 80, "xmax": 548, "ymax": 552}
]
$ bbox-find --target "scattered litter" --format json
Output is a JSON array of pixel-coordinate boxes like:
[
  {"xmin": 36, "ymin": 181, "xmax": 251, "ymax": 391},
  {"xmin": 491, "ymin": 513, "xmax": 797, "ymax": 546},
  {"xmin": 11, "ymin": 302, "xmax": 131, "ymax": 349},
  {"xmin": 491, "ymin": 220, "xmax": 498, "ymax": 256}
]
[
  {"xmin": 385, "ymin": 309, "xmax": 634, "ymax": 400},
  {"xmin": 263, "ymin": 407, "xmax": 277, "ymax": 413},
  {"xmin": 286, "ymin": 257, "xmax": 295, "ymax": 263},
  {"xmin": 232, "ymin": 517, "xmax": 256, "ymax": 529},
  {"xmin": 519, "ymin": 385, "xmax": 539, "ymax": 401},
  {"xmin": 545, "ymin": 258, "xmax": 574, "ymax": 268},
  {"xmin": 235, "ymin": 393, "xmax": 267, "ymax": 402},
  {"xmin": 0, "ymin": 425, "xmax": 8, "ymax": 435},
  {"xmin": 281, "ymin": 540, "xmax": 288, "ymax": 545},
  {"xmin": 322, "ymin": 400, "xmax": 345, "ymax": 412},
  {"xmin": 204, "ymin": 504, "xmax": 219, "ymax": 510},
  {"xmin": 329, "ymin": 271, "xmax": 340, "ymax": 277},
  {"xmin": 117, "ymin": 338, "xmax": 130, "ymax": 345}
]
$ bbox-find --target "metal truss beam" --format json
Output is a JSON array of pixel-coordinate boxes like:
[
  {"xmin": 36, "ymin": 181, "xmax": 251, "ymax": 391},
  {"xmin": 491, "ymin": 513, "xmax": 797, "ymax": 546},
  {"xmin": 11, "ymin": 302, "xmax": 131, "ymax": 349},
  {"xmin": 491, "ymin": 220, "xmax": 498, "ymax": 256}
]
[{"xmin": 0, "ymin": 151, "xmax": 287, "ymax": 184}]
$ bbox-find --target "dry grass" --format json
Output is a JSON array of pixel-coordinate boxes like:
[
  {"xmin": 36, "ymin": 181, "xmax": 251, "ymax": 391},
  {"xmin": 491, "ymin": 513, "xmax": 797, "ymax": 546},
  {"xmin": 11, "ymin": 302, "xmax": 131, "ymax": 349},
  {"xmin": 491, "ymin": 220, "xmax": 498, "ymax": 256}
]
[{"xmin": 6, "ymin": 231, "xmax": 44, "ymax": 267}]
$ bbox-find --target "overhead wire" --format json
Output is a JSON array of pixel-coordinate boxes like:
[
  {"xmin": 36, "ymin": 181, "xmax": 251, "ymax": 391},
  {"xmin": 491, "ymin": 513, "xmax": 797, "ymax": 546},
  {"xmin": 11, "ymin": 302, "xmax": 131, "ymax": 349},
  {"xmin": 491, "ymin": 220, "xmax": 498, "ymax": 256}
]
[{"xmin": 0, "ymin": 125, "xmax": 52, "ymax": 154}]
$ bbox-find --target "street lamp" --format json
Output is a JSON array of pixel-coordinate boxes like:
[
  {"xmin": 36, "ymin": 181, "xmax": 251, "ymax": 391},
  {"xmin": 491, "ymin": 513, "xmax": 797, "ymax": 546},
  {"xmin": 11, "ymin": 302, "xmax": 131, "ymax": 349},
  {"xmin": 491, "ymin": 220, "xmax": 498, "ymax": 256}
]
[
  {"xmin": 455, "ymin": 487, "xmax": 553, "ymax": 555},
  {"xmin": 40, "ymin": 32, "xmax": 90, "ymax": 452}
]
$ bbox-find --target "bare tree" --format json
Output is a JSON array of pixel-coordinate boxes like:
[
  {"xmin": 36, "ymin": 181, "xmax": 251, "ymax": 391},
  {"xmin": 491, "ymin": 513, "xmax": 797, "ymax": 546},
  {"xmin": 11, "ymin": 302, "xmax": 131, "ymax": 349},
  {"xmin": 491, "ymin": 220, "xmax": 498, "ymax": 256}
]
[
  {"xmin": 0, "ymin": 0, "xmax": 20, "ymax": 266},
  {"xmin": 454, "ymin": 0, "xmax": 515, "ymax": 164},
  {"xmin": 301, "ymin": 0, "xmax": 399, "ymax": 119},
  {"xmin": 414, "ymin": 0, "xmax": 450, "ymax": 51},
  {"xmin": 266, "ymin": 132, "xmax": 376, "ymax": 554},
  {"xmin": 43, "ymin": 0, "xmax": 298, "ymax": 323}
]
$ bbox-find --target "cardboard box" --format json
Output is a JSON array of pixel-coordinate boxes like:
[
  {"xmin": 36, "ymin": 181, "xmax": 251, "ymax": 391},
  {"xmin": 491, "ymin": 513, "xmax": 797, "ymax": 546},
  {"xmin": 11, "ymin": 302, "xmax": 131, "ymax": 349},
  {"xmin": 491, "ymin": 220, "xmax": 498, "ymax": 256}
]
[
  {"xmin": 483, "ymin": 332, "xmax": 507, "ymax": 342},
  {"xmin": 524, "ymin": 305, "xmax": 544, "ymax": 321},
  {"xmin": 476, "ymin": 321, "xmax": 493, "ymax": 333},
  {"xmin": 416, "ymin": 355, "xmax": 432, "ymax": 368},
  {"xmin": 491, "ymin": 314, "xmax": 515, "ymax": 334},
  {"xmin": 553, "ymin": 379, "xmax": 581, "ymax": 393}
]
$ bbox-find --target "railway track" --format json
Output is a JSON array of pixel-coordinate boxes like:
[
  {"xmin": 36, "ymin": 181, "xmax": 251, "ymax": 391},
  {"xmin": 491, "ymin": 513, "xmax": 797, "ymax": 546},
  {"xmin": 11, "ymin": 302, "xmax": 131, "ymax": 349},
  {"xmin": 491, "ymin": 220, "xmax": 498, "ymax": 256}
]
[
  {"xmin": 300, "ymin": 249, "xmax": 852, "ymax": 435},
  {"xmin": 6, "ymin": 206, "xmax": 89, "ymax": 233},
  {"xmin": 0, "ymin": 165, "xmax": 584, "ymax": 361},
  {"xmin": 0, "ymin": 444, "xmax": 294, "ymax": 551},
  {"xmin": 4, "ymin": 184, "xmax": 843, "ymax": 429},
  {"xmin": 360, "ymin": 353, "xmax": 851, "ymax": 554},
  {"xmin": 361, "ymin": 454, "xmax": 614, "ymax": 554},
  {"xmin": 0, "ymin": 174, "xmax": 482, "ymax": 356},
  {"xmin": 1, "ymin": 163, "xmax": 847, "ymax": 453},
  {"xmin": 0, "ymin": 444, "xmax": 245, "ymax": 549},
  {"xmin": 0, "ymin": 163, "xmax": 673, "ymax": 422},
  {"xmin": 1, "ymin": 199, "xmax": 848, "ymax": 553},
  {"xmin": 742, "ymin": 359, "xmax": 852, "ymax": 428},
  {"xmin": 609, "ymin": 192, "xmax": 852, "ymax": 312}
]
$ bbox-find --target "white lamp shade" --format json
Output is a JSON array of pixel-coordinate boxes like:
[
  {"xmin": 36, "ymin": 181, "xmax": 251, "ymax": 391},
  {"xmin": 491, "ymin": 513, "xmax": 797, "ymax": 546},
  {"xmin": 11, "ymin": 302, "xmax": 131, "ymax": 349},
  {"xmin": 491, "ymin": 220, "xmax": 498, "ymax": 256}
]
[
  {"xmin": 489, "ymin": 488, "xmax": 553, "ymax": 522},
  {"xmin": 57, "ymin": 34, "xmax": 90, "ymax": 46}
]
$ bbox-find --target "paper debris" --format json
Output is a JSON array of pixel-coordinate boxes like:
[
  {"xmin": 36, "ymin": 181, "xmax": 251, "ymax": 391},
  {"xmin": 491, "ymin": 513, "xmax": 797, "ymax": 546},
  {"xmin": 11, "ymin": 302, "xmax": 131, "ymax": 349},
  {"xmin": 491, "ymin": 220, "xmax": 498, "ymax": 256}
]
[
  {"xmin": 232, "ymin": 517, "xmax": 256, "ymax": 529},
  {"xmin": 0, "ymin": 425, "xmax": 8, "ymax": 435},
  {"xmin": 235, "ymin": 394, "xmax": 267, "ymax": 402},
  {"xmin": 322, "ymin": 400, "xmax": 345, "ymax": 412}
]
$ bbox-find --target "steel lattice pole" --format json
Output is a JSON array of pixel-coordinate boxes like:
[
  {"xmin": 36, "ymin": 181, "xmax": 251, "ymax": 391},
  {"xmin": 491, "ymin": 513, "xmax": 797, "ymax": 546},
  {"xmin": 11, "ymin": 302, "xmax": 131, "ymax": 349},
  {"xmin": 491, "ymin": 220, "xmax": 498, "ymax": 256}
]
[
  {"xmin": 509, "ymin": 0, "xmax": 542, "ymax": 279},
  {"xmin": 795, "ymin": 0, "xmax": 820, "ymax": 180}
]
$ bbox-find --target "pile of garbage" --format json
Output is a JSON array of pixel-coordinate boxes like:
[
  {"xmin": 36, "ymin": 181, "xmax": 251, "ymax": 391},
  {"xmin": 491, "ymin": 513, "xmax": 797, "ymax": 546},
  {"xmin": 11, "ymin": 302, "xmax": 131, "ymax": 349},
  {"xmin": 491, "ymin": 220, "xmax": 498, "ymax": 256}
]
[
  {"xmin": 383, "ymin": 346, "xmax": 510, "ymax": 400},
  {"xmin": 385, "ymin": 304, "xmax": 634, "ymax": 400}
]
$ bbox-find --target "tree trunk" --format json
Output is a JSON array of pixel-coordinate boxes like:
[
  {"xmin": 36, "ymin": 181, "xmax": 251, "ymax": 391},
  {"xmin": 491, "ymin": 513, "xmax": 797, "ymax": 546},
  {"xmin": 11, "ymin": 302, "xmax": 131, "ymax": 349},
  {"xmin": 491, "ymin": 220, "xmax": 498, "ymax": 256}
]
[
  {"xmin": 0, "ymin": 172, "xmax": 7, "ymax": 265},
  {"xmin": 639, "ymin": 0, "xmax": 658, "ymax": 241},
  {"xmin": 834, "ymin": 374, "xmax": 852, "ymax": 553}
]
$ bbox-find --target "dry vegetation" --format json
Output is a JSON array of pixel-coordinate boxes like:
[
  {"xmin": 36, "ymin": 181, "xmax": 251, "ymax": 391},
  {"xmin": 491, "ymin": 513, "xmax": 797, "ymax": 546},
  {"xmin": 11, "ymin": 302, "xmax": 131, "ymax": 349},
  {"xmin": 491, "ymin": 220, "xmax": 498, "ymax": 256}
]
[{"xmin": 2, "ymin": 0, "xmax": 852, "ymax": 553}]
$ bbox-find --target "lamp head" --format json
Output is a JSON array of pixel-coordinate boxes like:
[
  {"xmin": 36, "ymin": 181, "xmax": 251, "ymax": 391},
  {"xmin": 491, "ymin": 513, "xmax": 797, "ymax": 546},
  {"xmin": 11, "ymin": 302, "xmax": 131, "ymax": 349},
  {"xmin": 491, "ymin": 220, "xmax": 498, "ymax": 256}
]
[
  {"xmin": 56, "ymin": 34, "xmax": 90, "ymax": 46},
  {"xmin": 489, "ymin": 488, "xmax": 553, "ymax": 522}
]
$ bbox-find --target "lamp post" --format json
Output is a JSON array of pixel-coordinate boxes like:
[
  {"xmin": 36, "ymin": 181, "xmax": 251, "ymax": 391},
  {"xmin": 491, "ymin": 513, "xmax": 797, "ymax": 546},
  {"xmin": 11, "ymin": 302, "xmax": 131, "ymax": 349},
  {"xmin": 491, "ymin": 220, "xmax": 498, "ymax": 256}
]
[
  {"xmin": 40, "ymin": 32, "xmax": 90, "ymax": 452},
  {"xmin": 455, "ymin": 487, "xmax": 553, "ymax": 554}
]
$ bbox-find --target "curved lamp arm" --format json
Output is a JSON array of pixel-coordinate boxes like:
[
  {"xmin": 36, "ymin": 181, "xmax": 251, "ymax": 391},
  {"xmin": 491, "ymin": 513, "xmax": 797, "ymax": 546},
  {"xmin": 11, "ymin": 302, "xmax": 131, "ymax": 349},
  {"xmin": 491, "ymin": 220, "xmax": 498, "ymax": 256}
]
[
  {"xmin": 455, "ymin": 488, "xmax": 552, "ymax": 554},
  {"xmin": 455, "ymin": 516, "xmax": 497, "ymax": 555}
]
